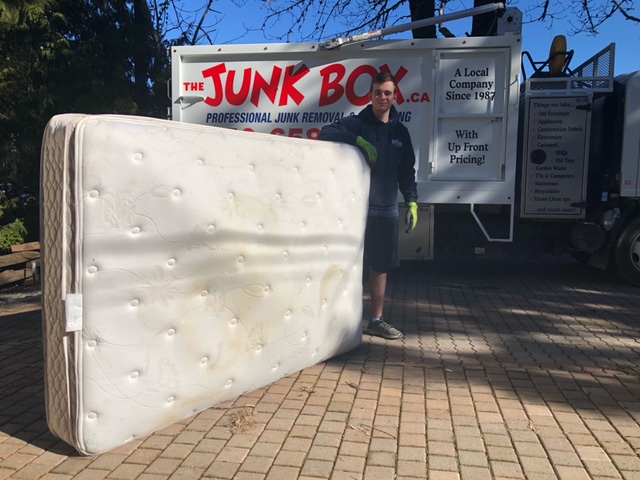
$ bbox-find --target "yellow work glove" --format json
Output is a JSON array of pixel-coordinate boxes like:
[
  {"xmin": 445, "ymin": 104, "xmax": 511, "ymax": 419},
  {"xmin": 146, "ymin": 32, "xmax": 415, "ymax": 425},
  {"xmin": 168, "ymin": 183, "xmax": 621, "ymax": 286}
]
[
  {"xmin": 405, "ymin": 202, "xmax": 418, "ymax": 233},
  {"xmin": 355, "ymin": 136, "xmax": 377, "ymax": 166}
]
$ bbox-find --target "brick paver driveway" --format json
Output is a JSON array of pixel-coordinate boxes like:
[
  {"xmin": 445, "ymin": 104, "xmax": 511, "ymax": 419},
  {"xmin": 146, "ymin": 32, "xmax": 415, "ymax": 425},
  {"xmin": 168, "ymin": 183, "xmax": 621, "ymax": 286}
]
[{"xmin": 1, "ymin": 257, "xmax": 639, "ymax": 479}]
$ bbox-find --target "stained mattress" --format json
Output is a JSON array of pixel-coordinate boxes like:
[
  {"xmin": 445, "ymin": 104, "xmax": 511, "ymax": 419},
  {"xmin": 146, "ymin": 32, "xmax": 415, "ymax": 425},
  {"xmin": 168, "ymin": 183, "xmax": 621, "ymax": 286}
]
[{"xmin": 40, "ymin": 114, "xmax": 369, "ymax": 455}]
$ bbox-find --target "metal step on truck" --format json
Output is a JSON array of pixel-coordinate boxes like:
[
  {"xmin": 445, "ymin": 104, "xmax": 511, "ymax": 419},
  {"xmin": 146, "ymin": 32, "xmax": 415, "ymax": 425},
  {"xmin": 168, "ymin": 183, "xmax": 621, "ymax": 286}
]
[{"xmin": 169, "ymin": 3, "xmax": 640, "ymax": 286}]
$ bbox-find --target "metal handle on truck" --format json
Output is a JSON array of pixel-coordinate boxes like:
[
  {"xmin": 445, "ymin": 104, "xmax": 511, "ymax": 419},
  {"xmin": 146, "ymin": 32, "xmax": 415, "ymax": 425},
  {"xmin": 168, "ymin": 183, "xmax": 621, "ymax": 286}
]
[{"xmin": 322, "ymin": 2, "xmax": 506, "ymax": 49}]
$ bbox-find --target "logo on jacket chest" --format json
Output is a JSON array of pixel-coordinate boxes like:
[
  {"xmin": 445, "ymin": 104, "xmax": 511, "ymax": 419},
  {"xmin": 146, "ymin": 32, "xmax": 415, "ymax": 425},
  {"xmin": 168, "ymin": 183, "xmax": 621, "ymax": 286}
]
[{"xmin": 391, "ymin": 138, "xmax": 403, "ymax": 148}]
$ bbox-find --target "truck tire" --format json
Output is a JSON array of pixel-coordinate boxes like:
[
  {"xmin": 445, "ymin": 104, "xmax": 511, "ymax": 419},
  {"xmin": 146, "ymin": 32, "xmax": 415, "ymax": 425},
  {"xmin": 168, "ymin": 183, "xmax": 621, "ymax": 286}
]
[{"xmin": 613, "ymin": 217, "xmax": 640, "ymax": 285}]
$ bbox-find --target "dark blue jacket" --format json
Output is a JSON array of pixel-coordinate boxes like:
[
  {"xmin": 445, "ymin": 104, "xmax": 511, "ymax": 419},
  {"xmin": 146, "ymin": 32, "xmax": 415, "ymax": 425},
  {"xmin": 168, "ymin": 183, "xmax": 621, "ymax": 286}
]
[{"xmin": 318, "ymin": 105, "xmax": 417, "ymax": 217}]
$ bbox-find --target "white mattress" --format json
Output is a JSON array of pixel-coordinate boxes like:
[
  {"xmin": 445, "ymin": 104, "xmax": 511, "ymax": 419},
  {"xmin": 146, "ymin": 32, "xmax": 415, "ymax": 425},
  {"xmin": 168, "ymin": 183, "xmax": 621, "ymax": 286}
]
[{"xmin": 40, "ymin": 114, "xmax": 369, "ymax": 455}]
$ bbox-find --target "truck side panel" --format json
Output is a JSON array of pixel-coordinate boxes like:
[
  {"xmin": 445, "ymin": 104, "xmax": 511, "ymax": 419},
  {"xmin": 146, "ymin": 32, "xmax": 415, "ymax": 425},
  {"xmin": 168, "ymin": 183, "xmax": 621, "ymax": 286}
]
[
  {"xmin": 619, "ymin": 72, "xmax": 640, "ymax": 197},
  {"xmin": 171, "ymin": 37, "xmax": 522, "ymax": 208}
]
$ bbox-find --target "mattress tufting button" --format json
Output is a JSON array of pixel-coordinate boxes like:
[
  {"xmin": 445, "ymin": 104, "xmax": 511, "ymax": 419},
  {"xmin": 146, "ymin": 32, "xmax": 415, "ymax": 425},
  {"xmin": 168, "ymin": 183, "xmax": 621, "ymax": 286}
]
[
  {"xmin": 166, "ymin": 396, "xmax": 174, "ymax": 404},
  {"xmin": 282, "ymin": 250, "xmax": 289, "ymax": 258},
  {"xmin": 130, "ymin": 371, "xmax": 139, "ymax": 379},
  {"xmin": 133, "ymin": 152, "xmax": 143, "ymax": 161},
  {"xmin": 89, "ymin": 190, "xmax": 99, "ymax": 198},
  {"xmin": 200, "ymin": 357, "xmax": 208, "ymax": 364},
  {"xmin": 200, "ymin": 290, "xmax": 208, "ymax": 297},
  {"xmin": 87, "ymin": 412, "xmax": 97, "ymax": 420},
  {"xmin": 207, "ymin": 224, "xmax": 215, "ymax": 232},
  {"xmin": 172, "ymin": 189, "xmax": 181, "ymax": 197},
  {"xmin": 87, "ymin": 340, "xmax": 97, "ymax": 348},
  {"xmin": 130, "ymin": 299, "xmax": 139, "ymax": 307},
  {"xmin": 230, "ymin": 318, "xmax": 237, "ymax": 325},
  {"xmin": 167, "ymin": 258, "xmax": 176, "ymax": 266},
  {"xmin": 285, "ymin": 310, "xmax": 291, "ymax": 317},
  {"xmin": 237, "ymin": 256, "xmax": 244, "ymax": 263},
  {"xmin": 167, "ymin": 328, "xmax": 176, "ymax": 336},
  {"xmin": 226, "ymin": 379, "xmax": 233, "ymax": 386},
  {"xmin": 88, "ymin": 266, "xmax": 98, "ymax": 274},
  {"xmin": 196, "ymin": 159, "xmax": 204, "ymax": 166},
  {"xmin": 131, "ymin": 227, "xmax": 140, "ymax": 234},
  {"xmin": 257, "ymin": 224, "xmax": 263, "ymax": 231}
]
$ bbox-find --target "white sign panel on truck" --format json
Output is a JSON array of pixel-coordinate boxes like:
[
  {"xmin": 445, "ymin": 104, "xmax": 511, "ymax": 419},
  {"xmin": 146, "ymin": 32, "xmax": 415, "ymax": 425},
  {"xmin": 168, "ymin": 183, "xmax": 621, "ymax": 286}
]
[{"xmin": 171, "ymin": 36, "xmax": 522, "ymax": 206}]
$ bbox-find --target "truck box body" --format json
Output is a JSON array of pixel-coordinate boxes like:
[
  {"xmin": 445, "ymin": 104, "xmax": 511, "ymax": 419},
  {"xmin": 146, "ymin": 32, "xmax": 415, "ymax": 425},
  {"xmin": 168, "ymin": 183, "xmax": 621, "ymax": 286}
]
[
  {"xmin": 618, "ymin": 72, "xmax": 640, "ymax": 198},
  {"xmin": 171, "ymin": 37, "xmax": 522, "ymax": 208}
]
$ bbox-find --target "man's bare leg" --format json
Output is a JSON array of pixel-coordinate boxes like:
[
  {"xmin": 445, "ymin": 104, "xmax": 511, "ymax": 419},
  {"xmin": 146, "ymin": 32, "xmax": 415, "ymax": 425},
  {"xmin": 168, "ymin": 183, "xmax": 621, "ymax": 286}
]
[{"xmin": 369, "ymin": 268, "xmax": 386, "ymax": 319}]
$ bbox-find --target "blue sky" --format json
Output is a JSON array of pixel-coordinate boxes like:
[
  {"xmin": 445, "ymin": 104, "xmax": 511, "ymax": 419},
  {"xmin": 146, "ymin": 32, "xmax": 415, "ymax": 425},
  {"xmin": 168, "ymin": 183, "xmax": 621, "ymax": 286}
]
[{"xmin": 207, "ymin": 1, "xmax": 638, "ymax": 77}]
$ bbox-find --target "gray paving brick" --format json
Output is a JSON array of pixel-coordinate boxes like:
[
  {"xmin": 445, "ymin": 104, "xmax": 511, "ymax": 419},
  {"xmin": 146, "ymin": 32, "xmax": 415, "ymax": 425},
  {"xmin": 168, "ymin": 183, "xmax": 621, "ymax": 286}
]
[{"xmin": 4, "ymin": 260, "xmax": 640, "ymax": 479}]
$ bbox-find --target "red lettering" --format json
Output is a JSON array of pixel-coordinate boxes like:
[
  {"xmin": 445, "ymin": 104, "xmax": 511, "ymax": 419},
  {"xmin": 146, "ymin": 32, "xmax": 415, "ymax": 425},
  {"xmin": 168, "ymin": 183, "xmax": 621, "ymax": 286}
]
[
  {"xmin": 279, "ymin": 64, "xmax": 309, "ymax": 106},
  {"xmin": 319, "ymin": 64, "xmax": 346, "ymax": 107},
  {"xmin": 183, "ymin": 82, "xmax": 204, "ymax": 91},
  {"xmin": 203, "ymin": 64, "xmax": 227, "ymax": 107},
  {"xmin": 289, "ymin": 128, "xmax": 303, "ymax": 138},
  {"xmin": 411, "ymin": 92, "xmax": 431, "ymax": 102},
  {"xmin": 379, "ymin": 64, "xmax": 408, "ymax": 103},
  {"xmin": 251, "ymin": 67, "xmax": 282, "ymax": 107},
  {"xmin": 271, "ymin": 128, "xmax": 286, "ymax": 135},
  {"xmin": 346, "ymin": 65, "xmax": 378, "ymax": 106},
  {"xmin": 225, "ymin": 68, "xmax": 252, "ymax": 106},
  {"xmin": 307, "ymin": 128, "xmax": 321, "ymax": 141}
]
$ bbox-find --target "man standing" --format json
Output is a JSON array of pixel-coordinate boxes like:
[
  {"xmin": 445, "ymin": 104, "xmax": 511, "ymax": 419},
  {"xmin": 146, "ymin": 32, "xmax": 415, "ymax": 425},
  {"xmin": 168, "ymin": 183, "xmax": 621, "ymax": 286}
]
[{"xmin": 319, "ymin": 72, "xmax": 418, "ymax": 340}]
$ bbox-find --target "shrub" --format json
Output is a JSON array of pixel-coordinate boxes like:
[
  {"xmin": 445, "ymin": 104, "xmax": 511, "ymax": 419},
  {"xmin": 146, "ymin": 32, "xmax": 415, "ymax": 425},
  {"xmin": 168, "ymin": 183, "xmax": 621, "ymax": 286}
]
[{"xmin": 0, "ymin": 218, "xmax": 27, "ymax": 253}]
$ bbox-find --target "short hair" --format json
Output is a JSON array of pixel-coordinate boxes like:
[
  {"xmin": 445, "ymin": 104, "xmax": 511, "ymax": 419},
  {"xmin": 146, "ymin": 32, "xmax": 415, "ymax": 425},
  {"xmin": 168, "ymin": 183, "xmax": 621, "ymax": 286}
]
[{"xmin": 370, "ymin": 72, "xmax": 398, "ymax": 93}]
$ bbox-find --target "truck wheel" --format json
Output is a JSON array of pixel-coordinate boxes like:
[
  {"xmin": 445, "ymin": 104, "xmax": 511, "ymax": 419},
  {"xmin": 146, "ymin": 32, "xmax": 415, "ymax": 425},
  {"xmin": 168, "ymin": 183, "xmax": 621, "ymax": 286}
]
[{"xmin": 613, "ymin": 217, "xmax": 640, "ymax": 285}]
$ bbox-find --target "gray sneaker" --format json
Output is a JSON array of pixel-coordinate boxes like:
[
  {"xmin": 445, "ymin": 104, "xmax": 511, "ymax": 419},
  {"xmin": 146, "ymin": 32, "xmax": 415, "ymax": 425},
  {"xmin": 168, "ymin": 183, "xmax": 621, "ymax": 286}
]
[{"xmin": 365, "ymin": 318, "xmax": 403, "ymax": 340}]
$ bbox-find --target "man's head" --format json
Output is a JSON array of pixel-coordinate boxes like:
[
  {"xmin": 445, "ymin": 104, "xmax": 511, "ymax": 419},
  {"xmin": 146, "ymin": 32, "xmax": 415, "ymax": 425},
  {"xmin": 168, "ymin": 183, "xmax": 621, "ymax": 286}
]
[
  {"xmin": 369, "ymin": 72, "xmax": 398, "ymax": 94},
  {"xmin": 368, "ymin": 72, "xmax": 398, "ymax": 121}
]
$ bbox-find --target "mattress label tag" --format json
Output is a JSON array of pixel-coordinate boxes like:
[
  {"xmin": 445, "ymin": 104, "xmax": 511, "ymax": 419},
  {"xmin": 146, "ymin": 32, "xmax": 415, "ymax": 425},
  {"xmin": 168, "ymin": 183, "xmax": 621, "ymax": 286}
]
[{"xmin": 65, "ymin": 293, "xmax": 83, "ymax": 332}]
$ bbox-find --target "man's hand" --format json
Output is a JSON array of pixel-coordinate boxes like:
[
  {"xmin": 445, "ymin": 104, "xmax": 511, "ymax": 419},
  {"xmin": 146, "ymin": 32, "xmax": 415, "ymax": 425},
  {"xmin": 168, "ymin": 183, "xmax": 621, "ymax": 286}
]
[
  {"xmin": 356, "ymin": 136, "xmax": 377, "ymax": 166},
  {"xmin": 405, "ymin": 202, "xmax": 418, "ymax": 233}
]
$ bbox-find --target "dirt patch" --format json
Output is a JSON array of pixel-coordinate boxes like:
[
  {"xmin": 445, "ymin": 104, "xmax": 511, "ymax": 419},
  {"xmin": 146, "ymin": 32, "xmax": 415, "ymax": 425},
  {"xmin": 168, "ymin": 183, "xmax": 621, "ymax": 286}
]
[{"xmin": 225, "ymin": 406, "xmax": 256, "ymax": 433}]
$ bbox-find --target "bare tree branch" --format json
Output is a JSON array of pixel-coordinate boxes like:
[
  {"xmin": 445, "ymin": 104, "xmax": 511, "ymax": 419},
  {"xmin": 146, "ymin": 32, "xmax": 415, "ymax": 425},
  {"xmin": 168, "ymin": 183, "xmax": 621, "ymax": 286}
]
[
  {"xmin": 189, "ymin": 0, "xmax": 216, "ymax": 45},
  {"xmin": 613, "ymin": 0, "xmax": 640, "ymax": 21}
]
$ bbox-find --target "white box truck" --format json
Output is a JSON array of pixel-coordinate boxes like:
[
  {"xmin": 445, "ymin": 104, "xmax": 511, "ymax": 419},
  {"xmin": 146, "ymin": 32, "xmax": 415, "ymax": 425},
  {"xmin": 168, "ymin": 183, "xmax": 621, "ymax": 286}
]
[{"xmin": 170, "ymin": 5, "xmax": 640, "ymax": 286}]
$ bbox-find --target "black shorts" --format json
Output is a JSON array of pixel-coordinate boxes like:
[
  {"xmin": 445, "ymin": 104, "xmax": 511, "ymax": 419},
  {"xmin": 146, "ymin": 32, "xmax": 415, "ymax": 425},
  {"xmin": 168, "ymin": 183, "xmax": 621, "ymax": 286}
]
[{"xmin": 364, "ymin": 216, "xmax": 399, "ymax": 273}]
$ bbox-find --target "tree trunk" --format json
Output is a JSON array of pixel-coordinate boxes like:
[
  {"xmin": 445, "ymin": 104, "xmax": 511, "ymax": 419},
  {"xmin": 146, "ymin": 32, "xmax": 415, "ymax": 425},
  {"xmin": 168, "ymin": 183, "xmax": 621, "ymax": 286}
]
[
  {"xmin": 133, "ymin": 0, "xmax": 152, "ymax": 113},
  {"xmin": 408, "ymin": 0, "xmax": 436, "ymax": 39},
  {"xmin": 471, "ymin": 0, "xmax": 504, "ymax": 37}
]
